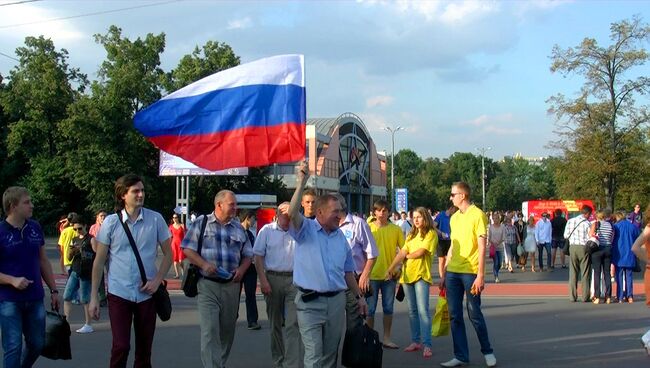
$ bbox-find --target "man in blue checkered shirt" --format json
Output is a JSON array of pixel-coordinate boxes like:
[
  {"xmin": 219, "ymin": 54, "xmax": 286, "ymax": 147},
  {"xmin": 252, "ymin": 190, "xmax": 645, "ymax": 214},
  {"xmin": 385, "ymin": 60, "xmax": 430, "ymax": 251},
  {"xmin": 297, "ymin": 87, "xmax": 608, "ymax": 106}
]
[{"xmin": 182, "ymin": 190, "xmax": 254, "ymax": 368}]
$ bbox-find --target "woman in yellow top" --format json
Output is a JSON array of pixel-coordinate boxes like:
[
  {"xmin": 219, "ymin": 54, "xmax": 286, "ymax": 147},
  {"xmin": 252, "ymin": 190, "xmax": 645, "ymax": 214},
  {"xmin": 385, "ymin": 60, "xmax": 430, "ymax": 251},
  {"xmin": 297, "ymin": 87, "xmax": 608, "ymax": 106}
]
[{"xmin": 386, "ymin": 207, "xmax": 438, "ymax": 359}]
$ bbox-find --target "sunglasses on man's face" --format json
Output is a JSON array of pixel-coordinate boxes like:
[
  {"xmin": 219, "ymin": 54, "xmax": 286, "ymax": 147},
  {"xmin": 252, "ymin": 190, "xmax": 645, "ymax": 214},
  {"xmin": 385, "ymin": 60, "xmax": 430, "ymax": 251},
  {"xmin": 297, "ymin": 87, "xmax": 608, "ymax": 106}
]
[{"xmin": 73, "ymin": 227, "xmax": 84, "ymax": 231}]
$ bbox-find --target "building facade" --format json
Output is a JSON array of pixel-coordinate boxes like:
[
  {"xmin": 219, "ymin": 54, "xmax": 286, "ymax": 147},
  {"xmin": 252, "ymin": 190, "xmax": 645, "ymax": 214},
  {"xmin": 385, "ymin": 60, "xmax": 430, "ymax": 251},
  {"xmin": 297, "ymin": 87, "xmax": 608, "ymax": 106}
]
[{"xmin": 273, "ymin": 113, "xmax": 387, "ymax": 215}]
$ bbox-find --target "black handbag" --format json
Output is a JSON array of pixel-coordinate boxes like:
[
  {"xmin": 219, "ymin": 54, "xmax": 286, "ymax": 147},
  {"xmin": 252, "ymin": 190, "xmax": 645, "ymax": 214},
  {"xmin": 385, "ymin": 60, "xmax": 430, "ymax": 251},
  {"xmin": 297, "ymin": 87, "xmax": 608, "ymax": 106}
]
[
  {"xmin": 585, "ymin": 221, "xmax": 601, "ymax": 254},
  {"xmin": 118, "ymin": 212, "xmax": 172, "ymax": 322},
  {"xmin": 181, "ymin": 215, "xmax": 208, "ymax": 297},
  {"xmin": 341, "ymin": 317, "xmax": 382, "ymax": 368},
  {"xmin": 41, "ymin": 309, "xmax": 72, "ymax": 360}
]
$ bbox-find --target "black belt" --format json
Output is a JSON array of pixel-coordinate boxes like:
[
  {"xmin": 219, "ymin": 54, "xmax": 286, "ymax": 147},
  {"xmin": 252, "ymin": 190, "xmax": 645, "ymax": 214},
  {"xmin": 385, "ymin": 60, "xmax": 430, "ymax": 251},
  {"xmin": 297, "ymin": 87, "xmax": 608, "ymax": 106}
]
[
  {"xmin": 297, "ymin": 287, "xmax": 342, "ymax": 298},
  {"xmin": 267, "ymin": 270, "xmax": 293, "ymax": 277},
  {"xmin": 202, "ymin": 275, "xmax": 233, "ymax": 284}
]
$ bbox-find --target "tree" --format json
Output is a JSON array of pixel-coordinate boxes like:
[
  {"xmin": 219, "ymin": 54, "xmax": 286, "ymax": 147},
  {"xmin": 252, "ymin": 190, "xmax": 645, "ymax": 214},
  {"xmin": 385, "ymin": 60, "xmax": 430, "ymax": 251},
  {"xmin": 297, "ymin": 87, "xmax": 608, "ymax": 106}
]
[
  {"xmin": 549, "ymin": 16, "xmax": 650, "ymax": 210},
  {"xmin": 61, "ymin": 26, "xmax": 170, "ymax": 214},
  {"xmin": 0, "ymin": 36, "xmax": 87, "ymax": 224},
  {"xmin": 164, "ymin": 40, "xmax": 240, "ymax": 92}
]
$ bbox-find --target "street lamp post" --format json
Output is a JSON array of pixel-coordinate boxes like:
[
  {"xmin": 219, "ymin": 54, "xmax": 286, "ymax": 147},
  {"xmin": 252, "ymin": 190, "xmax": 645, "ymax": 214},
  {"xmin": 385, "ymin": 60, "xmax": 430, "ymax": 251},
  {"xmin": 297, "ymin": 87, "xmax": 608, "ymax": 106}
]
[
  {"xmin": 385, "ymin": 126, "xmax": 404, "ymax": 211},
  {"xmin": 476, "ymin": 147, "xmax": 491, "ymax": 210}
]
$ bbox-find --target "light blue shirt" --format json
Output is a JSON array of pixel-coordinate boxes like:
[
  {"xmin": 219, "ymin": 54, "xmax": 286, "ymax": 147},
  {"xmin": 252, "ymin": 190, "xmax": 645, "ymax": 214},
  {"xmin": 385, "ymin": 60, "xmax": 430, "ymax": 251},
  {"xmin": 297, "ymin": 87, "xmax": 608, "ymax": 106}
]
[
  {"xmin": 253, "ymin": 222, "xmax": 296, "ymax": 272},
  {"xmin": 96, "ymin": 208, "xmax": 171, "ymax": 303},
  {"xmin": 289, "ymin": 217, "xmax": 354, "ymax": 292},
  {"xmin": 339, "ymin": 213, "xmax": 378, "ymax": 273},
  {"xmin": 534, "ymin": 219, "xmax": 552, "ymax": 244}
]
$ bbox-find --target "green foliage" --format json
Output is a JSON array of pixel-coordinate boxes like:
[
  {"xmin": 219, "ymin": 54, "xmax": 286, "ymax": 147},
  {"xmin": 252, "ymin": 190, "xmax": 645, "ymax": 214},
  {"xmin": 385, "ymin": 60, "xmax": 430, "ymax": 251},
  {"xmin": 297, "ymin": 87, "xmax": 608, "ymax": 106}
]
[
  {"xmin": 164, "ymin": 40, "xmax": 240, "ymax": 92},
  {"xmin": 548, "ymin": 16, "xmax": 650, "ymax": 210},
  {"xmin": 0, "ymin": 27, "xmax": 284, "ymax": 231}
]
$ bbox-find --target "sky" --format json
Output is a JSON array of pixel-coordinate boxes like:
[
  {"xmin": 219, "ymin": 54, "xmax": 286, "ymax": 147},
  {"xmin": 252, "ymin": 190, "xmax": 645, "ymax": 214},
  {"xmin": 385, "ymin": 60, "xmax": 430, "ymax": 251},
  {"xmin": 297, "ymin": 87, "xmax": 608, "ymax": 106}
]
[{"xmin": 1, "ymin": 0, "xmax": 649, "ymax": 162}]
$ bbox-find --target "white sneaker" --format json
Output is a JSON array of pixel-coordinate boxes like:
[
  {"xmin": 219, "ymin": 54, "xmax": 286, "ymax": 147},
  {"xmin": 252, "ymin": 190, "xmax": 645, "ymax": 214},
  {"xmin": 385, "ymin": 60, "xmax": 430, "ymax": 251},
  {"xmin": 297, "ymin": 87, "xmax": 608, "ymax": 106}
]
[
  {"xmin": 484, "ymin": 353, "xmax": 497, "ymax": 367},
  {"xmin": 642, "ymin": 329, "xmax": 650, "ymax": 346},
  {"xmin": 76, "ymin": 324, "xmax": 94, "ymax": 334},
  {"xmin": 440, "ymin": 358, "xmax": 468, "ymax": 367}
]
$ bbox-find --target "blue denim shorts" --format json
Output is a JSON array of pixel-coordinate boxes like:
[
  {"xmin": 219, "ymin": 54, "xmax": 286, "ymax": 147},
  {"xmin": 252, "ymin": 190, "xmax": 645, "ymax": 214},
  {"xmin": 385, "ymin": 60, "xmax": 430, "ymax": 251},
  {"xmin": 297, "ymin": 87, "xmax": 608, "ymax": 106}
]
[
  {"xmin": 366, "ymin": 279, "xmax": 396, "ymax": 317},
  {"xmin": 63, "ymin": 271, "xmax": 91, "ymax": 304}
]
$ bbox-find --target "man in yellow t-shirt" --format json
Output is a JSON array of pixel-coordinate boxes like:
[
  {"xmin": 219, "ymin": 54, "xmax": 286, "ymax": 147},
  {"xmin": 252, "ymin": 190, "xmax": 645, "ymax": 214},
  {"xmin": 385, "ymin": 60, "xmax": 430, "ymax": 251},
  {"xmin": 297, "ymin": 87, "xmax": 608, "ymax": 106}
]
[
  {"xmin": 440, "ymin": 182, "xmax": 496, "ymax": 368},
  {"xmin": 367, "ymin": 200, "xmax": 404, "ymax": 349},
  {"xmin": 58, "ymin": 212, "xmax": 78, "ymax": 275}
]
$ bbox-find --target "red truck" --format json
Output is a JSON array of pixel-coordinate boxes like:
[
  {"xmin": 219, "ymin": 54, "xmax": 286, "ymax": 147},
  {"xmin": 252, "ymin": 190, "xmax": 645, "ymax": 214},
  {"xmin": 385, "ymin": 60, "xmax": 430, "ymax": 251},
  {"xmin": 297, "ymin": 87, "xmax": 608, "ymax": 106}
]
[{"xmin": 522, "ymin": 199, "xmax": 595, "ymax": 221}]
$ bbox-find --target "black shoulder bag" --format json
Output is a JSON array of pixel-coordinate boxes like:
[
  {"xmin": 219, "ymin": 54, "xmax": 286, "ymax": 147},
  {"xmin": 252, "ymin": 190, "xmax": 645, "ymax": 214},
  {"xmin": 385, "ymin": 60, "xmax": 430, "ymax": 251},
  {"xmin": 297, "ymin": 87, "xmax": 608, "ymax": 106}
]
[
  {"xmin": 585, "ymin": 221, "xmax": 601, "ymax": 254},
  {"xmin": 118, "ymin": 211, "xmax": 172, "ymax": 322},
  {"xmin": 181, "ymin": 215, "xmax": 208, "ymax": 297}
]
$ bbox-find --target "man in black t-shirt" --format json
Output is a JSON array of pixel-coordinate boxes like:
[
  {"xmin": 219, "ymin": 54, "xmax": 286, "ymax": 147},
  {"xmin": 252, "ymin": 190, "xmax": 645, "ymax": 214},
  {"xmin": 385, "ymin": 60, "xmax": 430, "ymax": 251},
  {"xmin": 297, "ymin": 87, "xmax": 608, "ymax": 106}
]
[{"xmin": 551, "ymin": 209, "xmax": 568, "ymax": 268}]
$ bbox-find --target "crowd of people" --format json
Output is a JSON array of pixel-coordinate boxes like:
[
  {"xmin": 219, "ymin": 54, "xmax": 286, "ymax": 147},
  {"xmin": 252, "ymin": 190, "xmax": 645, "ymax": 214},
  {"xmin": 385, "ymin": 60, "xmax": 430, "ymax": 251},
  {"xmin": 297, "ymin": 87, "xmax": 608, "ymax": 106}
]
[{"xmin": 1, "ymin": 169, "xmax": 650, "ymax": 367}]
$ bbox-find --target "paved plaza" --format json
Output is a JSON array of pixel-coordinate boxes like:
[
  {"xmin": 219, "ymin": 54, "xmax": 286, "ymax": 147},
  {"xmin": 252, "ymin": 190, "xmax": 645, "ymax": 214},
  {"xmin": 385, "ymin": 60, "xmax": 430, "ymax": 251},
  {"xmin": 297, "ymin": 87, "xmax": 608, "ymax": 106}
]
[{"xmin": 33, "ymin": 242, "xmax": 650, "ymax": 367}]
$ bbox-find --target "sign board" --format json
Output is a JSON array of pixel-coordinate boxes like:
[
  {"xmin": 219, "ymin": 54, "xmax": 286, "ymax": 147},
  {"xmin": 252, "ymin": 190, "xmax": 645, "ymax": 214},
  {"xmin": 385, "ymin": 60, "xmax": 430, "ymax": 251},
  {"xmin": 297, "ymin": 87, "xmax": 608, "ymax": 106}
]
[
  {"xmin": 395, "ymin": 188, "xmax": 408, "ymax": 213},
  {"xmin": 158, "ymin": 151, "xmax": 248, "ymax": 176},
  {"xmin": 522, "ymin": 199, "xmax": 595, "ymax": 221}
]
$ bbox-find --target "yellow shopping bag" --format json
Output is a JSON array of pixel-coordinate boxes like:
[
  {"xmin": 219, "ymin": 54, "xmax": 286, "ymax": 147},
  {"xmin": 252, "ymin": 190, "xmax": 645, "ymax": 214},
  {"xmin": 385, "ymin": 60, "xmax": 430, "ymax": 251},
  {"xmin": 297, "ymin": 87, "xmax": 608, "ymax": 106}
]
[{"xmin": 431, "ymin": 289, "xmax": 450, "ymax": 337}]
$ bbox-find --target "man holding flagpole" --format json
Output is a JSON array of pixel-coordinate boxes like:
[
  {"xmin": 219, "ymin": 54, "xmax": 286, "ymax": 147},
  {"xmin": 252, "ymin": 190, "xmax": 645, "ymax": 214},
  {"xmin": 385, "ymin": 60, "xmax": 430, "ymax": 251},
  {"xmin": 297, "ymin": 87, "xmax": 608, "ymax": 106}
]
[{"xmin": 288, "ymin": 161, "xmax": 367, "ymax": 368}]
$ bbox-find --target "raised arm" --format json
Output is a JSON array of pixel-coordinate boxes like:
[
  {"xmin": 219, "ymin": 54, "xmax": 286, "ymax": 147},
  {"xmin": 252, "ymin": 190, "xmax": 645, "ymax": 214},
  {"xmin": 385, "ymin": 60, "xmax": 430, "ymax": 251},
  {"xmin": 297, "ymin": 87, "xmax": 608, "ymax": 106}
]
[
  {"xmin": 288, "ymin": 160, "xmax": 309, "ymax": 231},
  {"xmin": 632, "ymin": 225, "xmax": 650, "ymax": 263}
]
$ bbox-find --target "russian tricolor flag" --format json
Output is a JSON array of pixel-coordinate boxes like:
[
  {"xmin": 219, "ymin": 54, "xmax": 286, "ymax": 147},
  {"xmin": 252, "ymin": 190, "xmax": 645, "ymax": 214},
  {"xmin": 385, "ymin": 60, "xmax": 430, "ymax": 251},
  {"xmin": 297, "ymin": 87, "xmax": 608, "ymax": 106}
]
[{"xmin": 134, "ymin": 54, "xmax": 306, "ymax": 171}]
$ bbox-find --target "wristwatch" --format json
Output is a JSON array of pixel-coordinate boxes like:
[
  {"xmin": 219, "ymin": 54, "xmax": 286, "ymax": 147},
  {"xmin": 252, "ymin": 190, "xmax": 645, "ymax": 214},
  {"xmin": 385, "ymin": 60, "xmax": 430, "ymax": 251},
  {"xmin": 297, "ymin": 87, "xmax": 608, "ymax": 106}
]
[{"xmin": 49, "ymin": 288, "xmax": 58, "ymax": 294}]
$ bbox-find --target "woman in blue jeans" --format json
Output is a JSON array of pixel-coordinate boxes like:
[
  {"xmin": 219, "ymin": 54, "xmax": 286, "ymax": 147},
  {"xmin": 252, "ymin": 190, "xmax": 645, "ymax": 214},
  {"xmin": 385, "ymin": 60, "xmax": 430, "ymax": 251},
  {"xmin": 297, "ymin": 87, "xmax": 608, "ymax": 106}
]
[
  {"xmin": 386, "ymin": 207, "xmax": 438, "ymax": 359},
  {"xmin": 488, "ymin": 213, "xmax": 505, "ymax": 283}
]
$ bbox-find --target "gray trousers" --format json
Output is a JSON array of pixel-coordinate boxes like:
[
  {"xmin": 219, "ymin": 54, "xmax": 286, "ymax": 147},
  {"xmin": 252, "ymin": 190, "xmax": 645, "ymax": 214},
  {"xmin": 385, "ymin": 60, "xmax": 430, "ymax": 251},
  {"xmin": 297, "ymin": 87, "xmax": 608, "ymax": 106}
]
[
  {"xmin": 569, "ymin": 245, "xmax": 592, "ymax": 302},
  {"xmin": 197, "ymin": 278, "xmax": 241, "ymax": 368},
  {"xmin": 265, "ymin": 273, "xmax": 301, "ymax": 368},
  {"xmin": 344, "ymin": 289, "xmax": 362, "ymax": 332},
  {"xmin": 295, "ymin": 290, "xmax": 345, "ymax": 368}
]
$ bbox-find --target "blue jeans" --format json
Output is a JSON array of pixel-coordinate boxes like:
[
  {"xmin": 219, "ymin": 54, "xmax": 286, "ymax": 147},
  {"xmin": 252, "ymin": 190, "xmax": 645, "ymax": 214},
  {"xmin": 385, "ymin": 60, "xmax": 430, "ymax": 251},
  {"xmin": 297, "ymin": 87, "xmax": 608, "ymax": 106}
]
[
  {"xmin": 402, "ymin": 280, "xmax": 432, "ymax": 347},
  {"xmin": 537, "ymin": 242, "xmax": 551, "ymax": 269},
  {"xmin": 0, "ymin": 300, "xmax": 45, "ymax": 368},
  {"xmin": 446, "ymin": 272, "xmax": 493, "ymax": 362},
  {"xmin": 492, "ymin": 251, "xmax": 503, "ymax": 278},
  {"xmin": 366, "ymin": 279, "xmax": 396, "ymax": 317}
]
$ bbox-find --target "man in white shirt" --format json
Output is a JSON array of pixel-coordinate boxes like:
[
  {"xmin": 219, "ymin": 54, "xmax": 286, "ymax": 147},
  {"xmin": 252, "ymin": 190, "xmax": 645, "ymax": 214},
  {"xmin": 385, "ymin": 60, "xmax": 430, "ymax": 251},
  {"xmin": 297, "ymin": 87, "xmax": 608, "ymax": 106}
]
[
  {"xmin": 534, "ymin": 212, "xmax": 553, "ymax": 271},
  {"xmin": 253, "ymin": 202, "xmax": 300, "ymax": 368},
  {"xmin": 398, "ymin": 211, "xmax": 412, "ymax": 238},
  {"xmin": 334, "ymin": 194, "xmax": 378, "ymax": 332}
]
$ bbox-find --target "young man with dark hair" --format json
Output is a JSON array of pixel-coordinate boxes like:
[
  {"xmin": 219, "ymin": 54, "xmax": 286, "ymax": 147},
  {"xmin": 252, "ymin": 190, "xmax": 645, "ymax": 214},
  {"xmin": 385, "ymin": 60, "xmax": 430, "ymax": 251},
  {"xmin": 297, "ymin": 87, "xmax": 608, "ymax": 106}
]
[
  {"xmin": 0, "ymin": 186, "xmax": 59, "ymax": 368},
  {"xmin": 551, "ymin": 209, "xmax": 568, "ymax": 268},
  {"xmin": 89, "ymin": 174, "xmax": 172, "ymax": 368},
  {"xmin": 301, "ymin": 188, "xmax": 317, "ymax": 219},
  {"xmin": 367, "ymin": 199, "xmax": 403, "ymax": 349}
]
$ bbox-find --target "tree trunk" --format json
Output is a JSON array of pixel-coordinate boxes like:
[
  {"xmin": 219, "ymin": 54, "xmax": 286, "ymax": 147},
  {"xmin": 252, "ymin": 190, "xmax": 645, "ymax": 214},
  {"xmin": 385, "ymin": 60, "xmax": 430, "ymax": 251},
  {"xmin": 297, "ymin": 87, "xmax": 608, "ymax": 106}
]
[{"xmin": 603, "ymin": 173, "xmax": 615, "ymax": 210}]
